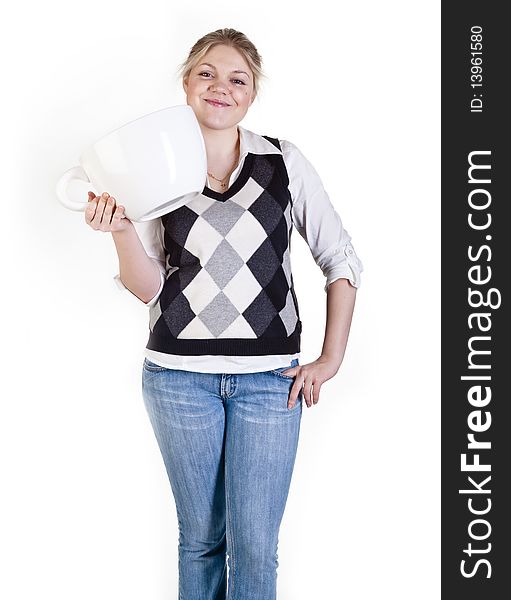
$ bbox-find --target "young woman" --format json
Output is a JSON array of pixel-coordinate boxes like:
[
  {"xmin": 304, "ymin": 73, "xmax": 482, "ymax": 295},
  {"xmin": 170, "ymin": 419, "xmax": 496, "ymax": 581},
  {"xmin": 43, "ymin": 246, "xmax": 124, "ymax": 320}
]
[{"xmin": 85, "ymin": 27, "xmax": 362, "ymax": 600}]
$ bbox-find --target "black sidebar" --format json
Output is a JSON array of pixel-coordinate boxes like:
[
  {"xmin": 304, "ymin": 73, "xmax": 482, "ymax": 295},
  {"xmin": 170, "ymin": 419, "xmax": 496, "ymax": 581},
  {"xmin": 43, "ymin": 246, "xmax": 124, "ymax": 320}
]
[{"xmin": 442, "ymin": 2, "xmax": 509, "ymax": 597}]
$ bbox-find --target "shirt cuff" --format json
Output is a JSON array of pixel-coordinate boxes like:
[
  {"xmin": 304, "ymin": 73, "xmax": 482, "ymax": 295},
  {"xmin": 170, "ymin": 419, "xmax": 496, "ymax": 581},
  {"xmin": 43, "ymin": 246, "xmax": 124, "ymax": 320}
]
[
  {"xmin": 323, "ymin": 242, "xmax": 364, "ymax": 292},
  {"xmin": 113, "ymin": 270, "xmax": 165, "ymax": 307}
]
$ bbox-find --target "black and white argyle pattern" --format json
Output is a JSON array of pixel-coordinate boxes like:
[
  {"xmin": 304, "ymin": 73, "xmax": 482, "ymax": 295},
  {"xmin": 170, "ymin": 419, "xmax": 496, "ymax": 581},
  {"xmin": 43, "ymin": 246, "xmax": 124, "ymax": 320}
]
[{"xmin": 146, "ymin": 137, "xmax": 302, "ymax": 356}]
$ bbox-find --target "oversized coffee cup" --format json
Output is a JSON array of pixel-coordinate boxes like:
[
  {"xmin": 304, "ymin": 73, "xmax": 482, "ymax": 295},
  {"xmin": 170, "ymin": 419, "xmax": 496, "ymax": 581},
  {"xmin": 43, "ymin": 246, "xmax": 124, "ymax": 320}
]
[{"xmin": 56, "ymin": 105, "xmax": 207, "ymax": 222}]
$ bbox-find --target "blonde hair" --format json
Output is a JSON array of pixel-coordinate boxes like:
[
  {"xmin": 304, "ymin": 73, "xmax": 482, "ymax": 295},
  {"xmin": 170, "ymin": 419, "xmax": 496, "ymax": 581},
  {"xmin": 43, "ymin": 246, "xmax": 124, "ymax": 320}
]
[{"xmin": 176, "ymin": 28, "xmax": 267, "ymax": 99}]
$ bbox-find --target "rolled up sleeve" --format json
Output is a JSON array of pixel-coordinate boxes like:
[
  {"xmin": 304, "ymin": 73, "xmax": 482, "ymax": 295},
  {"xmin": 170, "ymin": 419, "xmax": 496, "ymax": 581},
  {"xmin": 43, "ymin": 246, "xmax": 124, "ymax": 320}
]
[
  {"xmin": 281, "ymin": 140, "xmax": 364, "ymax": 292},
  {"xmin": 113, "ymin": 218, "xmax": 167, "ymax": 307}
]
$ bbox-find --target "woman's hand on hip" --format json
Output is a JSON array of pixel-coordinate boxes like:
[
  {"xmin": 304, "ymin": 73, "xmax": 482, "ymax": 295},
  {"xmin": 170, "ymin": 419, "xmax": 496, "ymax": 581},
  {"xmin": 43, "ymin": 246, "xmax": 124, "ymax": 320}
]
[{"xmin": 283, "ymin": 356, "xmax": 341, "ymax": 409}]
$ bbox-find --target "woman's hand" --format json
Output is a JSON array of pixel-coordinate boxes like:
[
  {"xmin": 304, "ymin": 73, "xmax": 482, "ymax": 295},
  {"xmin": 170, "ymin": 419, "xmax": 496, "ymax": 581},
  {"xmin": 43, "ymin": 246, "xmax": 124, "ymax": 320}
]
[
  {"xmin": 283, "ymin": 356, "xmax": 341, "ymax": 409},
  {"xmin": 85, "ymin": 191, "xmax": 133, "ymax": 233}
]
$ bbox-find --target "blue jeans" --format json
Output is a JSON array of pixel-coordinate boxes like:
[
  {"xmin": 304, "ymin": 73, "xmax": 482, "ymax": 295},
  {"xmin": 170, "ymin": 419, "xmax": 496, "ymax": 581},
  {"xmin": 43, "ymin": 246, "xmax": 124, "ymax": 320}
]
[{"xmin": 141, "ymin": 357, "xmax": 303, "ymax": 600}]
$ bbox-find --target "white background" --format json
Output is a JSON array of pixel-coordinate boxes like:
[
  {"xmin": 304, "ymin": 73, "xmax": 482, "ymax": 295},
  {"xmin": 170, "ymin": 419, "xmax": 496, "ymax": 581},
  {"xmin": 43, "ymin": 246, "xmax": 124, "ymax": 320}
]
[{"xmin": 1, "ymin": 1, "xmax": 440, "ymax": 598}]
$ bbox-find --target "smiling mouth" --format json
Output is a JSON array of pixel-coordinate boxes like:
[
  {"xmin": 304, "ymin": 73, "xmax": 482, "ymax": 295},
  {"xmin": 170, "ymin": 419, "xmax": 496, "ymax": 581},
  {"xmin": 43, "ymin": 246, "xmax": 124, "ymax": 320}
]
[{"xmin": 205, "ymin": 99, "xmax": 231, "ymax": 108}]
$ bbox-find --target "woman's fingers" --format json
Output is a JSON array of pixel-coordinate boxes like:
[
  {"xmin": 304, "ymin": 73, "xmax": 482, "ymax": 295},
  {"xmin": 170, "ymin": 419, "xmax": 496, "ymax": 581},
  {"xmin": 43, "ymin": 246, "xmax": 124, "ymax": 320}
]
[
  {"xmin": 85, "ymin": 192, "xmax": 98, "ymax": 224},
  {"xmin": 112, "ymin": 203, "xmax": 126, "ymax": 223},
  {"xmin": 92, "ymin": 194, "xmax": 107, "ymax": 227},
  {"xmin": 103, "ymin": 195, "xmax": 115, "ymax": 222},
  {"xmin": 85, "ymin": 191, "xmax": 131, "ymax": 231},
  {"xmin": 85, "ymin": 192, "xmax": 106, "ymax": 227}
]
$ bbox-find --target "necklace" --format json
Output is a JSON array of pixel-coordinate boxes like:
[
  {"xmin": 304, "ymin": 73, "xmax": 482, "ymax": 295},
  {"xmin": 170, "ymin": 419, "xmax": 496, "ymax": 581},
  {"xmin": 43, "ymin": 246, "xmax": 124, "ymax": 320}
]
[
  {"xmin": 207, "ymin": 171, "xmax": 230, "ymax": 189},
  {"xmin": 207, "ymin": 146, "xmax": 240, "ymax": 189}
]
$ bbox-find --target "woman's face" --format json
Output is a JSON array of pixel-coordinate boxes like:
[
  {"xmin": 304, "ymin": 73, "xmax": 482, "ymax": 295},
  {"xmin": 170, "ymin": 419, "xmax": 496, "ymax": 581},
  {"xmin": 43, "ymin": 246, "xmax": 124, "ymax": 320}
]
[{"xmin": 183, "ymin": 44, "xmax": 256, "ymax": 131}]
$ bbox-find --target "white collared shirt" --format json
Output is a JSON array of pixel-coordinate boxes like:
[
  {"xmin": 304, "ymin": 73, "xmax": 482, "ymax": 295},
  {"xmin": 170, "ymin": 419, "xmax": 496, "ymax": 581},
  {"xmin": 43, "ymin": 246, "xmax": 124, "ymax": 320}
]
[{"xmin": 114, "ymin": 125, "xmax": 363, "ymax": 373}]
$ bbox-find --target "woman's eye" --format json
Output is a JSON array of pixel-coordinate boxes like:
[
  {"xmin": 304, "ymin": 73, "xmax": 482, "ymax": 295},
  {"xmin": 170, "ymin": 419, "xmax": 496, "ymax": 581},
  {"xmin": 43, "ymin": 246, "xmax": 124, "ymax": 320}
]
[{"xmin": 198, "ymin": 72, "xmax": 245, "ymax": 85}]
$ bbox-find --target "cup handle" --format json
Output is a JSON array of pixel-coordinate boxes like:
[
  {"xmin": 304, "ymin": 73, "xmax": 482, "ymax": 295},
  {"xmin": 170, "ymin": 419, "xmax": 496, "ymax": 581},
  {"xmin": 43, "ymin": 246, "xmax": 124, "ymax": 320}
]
[{"xmin": 56, "ymin": 165, "xmax": 98, "ymax": 211}]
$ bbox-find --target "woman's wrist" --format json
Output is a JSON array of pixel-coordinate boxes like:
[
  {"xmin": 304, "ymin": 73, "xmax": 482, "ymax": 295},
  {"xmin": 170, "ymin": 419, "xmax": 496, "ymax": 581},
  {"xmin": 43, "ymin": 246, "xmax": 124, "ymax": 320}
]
[
  {"xmin": 111, "ymin": 220, "xmax": 135, "ymax": 240},
  {"xmin": 318, "ymin": 352, "xmax": 343, "ymax": 370}
]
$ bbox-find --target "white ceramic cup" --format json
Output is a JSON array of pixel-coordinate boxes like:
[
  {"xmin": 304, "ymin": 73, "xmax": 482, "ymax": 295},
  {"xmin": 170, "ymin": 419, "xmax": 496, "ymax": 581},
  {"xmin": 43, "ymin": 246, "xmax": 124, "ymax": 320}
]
[{"xmin": 56, "ymin": 105, "xmax": 207, "ymax": 222}]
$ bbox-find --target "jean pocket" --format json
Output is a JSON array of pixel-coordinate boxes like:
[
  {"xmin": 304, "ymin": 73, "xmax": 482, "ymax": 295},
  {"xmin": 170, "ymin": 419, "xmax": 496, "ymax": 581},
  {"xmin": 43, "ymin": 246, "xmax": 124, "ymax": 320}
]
[
  {"xmin": 268, "ymin": 369, "xmax": 295, "ymax": 380},
  {"xmin": 268, "ymin": 359, "xmax": 299, "ymax": 379},
  {"xmin": 143, "ymin": 358, "xmax": 169, "ymax": 373}
]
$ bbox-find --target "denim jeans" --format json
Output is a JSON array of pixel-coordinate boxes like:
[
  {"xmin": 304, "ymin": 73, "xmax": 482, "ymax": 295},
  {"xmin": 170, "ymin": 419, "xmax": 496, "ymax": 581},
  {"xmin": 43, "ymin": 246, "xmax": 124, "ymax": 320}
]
[{"xmin": 141, "ymin": 357, "xmax": 303, "ymax": 600}]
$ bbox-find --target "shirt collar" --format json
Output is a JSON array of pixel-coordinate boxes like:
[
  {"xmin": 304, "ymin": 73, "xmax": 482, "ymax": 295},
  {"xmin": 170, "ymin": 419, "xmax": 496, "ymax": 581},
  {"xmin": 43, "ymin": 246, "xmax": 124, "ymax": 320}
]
[{"xmin": 238, "ymin": 125, "xmax": 283, "ymax": 158}]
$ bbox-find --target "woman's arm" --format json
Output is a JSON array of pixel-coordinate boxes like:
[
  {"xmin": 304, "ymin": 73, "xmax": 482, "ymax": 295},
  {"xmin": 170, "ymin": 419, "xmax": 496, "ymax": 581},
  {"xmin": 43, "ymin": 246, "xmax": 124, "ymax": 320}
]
[
  {"xmin": 279, "ymin": 139, "xmax": 363, "ymax": 408},
  {"xmin": 86, "ymin": 192, "xmax": 165, "ymax": 306},
  {"xmin": 111, "ymin": 225, "xmax": 163, "ymax": 305},
  {"xmin": 285, "ymin": 277, "xmax": 357, "ymax": 409},
  {"xmin": 321, "ymin": 277, "xmax": 357, "ymax": 371}
]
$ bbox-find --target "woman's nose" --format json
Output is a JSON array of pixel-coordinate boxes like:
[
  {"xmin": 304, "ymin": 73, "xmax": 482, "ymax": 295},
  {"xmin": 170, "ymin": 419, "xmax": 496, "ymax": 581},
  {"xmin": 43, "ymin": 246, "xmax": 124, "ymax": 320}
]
[{"xmin": 209, "ymin": 78, "xmax": 231, "ymax": 93}]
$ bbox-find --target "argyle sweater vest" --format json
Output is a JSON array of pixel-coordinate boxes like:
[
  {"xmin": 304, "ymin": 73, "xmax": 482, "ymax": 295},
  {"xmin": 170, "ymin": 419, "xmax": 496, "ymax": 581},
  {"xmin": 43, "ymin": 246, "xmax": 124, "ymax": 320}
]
[{"xmin": 146, "ymin": 136, "xmax": 302, "ymax": 356}]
